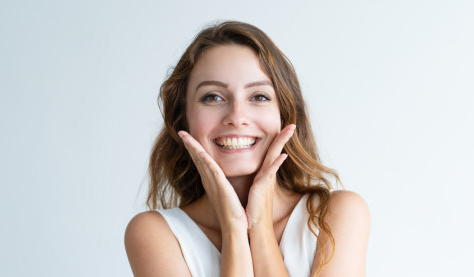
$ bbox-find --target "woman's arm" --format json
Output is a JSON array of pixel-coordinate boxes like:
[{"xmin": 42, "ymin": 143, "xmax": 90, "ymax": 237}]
[
  {"xmin": 312, "ymin": 190, "xmax": 371, "ymax": 277},
  {"xmin": 248, "ymin": 222, "xmax": 290, "ymax": 276},
  {"xmin": 179, "ymin": 131, "xmax": 254, "ymax": 277},
  {"xmin": 124, "ymin": 211, "xmax": 253, "ymax": 277},
  {"xmin": 220, "ymin": 225, "xmax": 254, "ymax": 277},
  {"xmin": 246, "ymin": 124, "xmax": 296, "ymax": 277},
  {"xmin": 166, "ymin": 125, "xmax": 294, "ymax": 276},
  {"xmin": 124, "ymin": 211, "xmax": 193, "ymax": 277}
]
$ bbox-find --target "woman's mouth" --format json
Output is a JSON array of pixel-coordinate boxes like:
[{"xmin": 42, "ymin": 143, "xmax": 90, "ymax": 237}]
[{"xmin": 214, "ymin": 136, "xmax": 258, "ymax": 150}]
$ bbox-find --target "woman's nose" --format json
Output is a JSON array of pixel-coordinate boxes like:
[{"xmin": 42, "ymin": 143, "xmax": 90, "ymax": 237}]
[{"xmin": 222, "ymin": 100, "xmax": 249, "ymax": 127}]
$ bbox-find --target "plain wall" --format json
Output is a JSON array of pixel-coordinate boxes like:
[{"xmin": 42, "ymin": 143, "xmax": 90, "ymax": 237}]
[{"xmin": 1, "ymin": 0, "xmax": 473, "ymax": 276}]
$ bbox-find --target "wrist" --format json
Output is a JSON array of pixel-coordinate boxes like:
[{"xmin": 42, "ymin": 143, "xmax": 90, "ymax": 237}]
[
  {"xmin": 247, "ymin": 210, "xmax": 273, "ymax": 231},
  {"xmin": 220, "ymin": 219, "xmax": 248, "ymax": 235},
  {"xmin": 248, "ymin": 219, "xmax": 274, "ymax": 239}
]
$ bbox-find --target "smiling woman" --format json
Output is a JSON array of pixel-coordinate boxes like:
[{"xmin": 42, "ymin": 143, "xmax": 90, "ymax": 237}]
[
  {"xmin": 186, "ymin": 45, "xmax": 281, "ymax": 179},
  {"xmin": 124, "ymin": 21, "xmax": 370, "ymax": 277}
]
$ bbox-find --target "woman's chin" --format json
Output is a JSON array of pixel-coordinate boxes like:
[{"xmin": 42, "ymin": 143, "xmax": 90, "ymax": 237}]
[{"xmin": 221, "ymin": 165, "xmax": 259, "ymax": 178}]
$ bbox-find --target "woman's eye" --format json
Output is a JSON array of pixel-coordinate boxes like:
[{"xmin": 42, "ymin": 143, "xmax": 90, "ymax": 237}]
[
  {"xmin": 200, "ymin": 94, "xmax": 223, "ymax": 103},
  {"xmin": 251, "ymin": 93, "xmax": 270, "ymax": 102}
]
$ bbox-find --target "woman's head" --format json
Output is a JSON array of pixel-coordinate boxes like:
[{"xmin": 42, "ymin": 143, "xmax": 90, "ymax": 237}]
[
  {"xmin": 185, "ymin": 44, "xmax": 281, "ymax": 178},
  {"xmin": 160, "ymin": 21, "xmax": 305, "ymax": 139},
  {"xmin": 149, "ymin": 20, "xmax": 335, "ymax": 208}
]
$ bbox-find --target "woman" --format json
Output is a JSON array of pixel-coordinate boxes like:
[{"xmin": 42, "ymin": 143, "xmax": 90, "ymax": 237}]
[{"xmin": 125, "ymin": 21, "xmax": 370, "ymax": 277}]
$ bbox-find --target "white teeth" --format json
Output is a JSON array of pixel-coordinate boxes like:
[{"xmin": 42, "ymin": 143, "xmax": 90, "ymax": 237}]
[{"xmin": 216, "ymin": 137, "xmax": 257, "ymax": 149}]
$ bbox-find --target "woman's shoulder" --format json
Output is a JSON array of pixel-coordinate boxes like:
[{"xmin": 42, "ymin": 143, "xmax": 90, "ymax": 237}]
[
  {"xmin": 325, "ymin": 190, "xmax": 370, "ymax": 230},
  {"xmin": 311, "ymin": 190, "xmax": 370, "ymax": 275},
  {"xmin": 124, "ymin": 211, "xmax": 192, "ymax": 277},
  {"xmin": 305, "ymin": 189, "xmax": 368, "ymax": 209},
  {"xmin": 329, "ymin": 190, "xmax": 370, "ymax": 215},
  {"xmin": 126, "ymin": 210, "xmax": 166, "ymax": 230},
  {"xmin": 125, "ymin": 211, "xmax": 172, "ymax": 245}
]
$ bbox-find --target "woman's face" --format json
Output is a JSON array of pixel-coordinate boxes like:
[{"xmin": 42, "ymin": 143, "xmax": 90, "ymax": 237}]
[{"xmin": 186, "ymin": 44, "xmax": 281, "ymax": 177}]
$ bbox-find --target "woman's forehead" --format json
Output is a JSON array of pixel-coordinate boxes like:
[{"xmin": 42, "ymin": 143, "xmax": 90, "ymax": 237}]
[{"xmin": 188, "ymin": 45, "xmax": 271, "ymax": 90}]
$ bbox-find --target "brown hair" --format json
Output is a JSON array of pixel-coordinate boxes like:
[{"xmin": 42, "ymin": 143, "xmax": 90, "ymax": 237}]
[{"xmin": 147, "ymin": 20, "xmax": 341, "ymax": 273}]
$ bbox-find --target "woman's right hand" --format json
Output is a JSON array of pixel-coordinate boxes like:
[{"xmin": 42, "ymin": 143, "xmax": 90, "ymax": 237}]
[{"xmin": 178, "ymin": 131, "xmax": 248, "ymax": 232}]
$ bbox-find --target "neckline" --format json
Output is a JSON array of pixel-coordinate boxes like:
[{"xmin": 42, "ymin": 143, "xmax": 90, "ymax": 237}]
[
  {"xmin": 278, "ymin": 194, "xmax": 308, "ymax": 248},
  {"xmin": 178, "ymin": 194, "xmax": 307, "ymax": 255},
  {"xmin": 176, "ymin": 208, "xmax": 222, "ymax": 255}
]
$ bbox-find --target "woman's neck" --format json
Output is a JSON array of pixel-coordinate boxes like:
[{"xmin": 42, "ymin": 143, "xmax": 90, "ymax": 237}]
[
  {"xmin": 185, "ymin": 175, "xmax": 300, "ymax": 233},
  {"xmin": 227, "ymin": 174, "xmax": 255, "ymax": 207}
]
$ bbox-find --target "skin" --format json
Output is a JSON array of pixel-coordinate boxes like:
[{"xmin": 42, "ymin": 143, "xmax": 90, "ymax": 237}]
[
  {"xmin": 184, "ymin": 44, "xmax": 284, "ymax": 207},
  {"xmin": 124, "ymin": 45, "xmax": 371, "ymax": 277}
]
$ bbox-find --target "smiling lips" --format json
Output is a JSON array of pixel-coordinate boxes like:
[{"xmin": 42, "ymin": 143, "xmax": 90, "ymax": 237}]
[{"xmin": 215, "ymin": 136, "xmax": 257, "ymax": 150}]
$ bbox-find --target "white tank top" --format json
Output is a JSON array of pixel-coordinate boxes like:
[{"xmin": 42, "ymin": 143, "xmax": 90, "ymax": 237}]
[{"xmin": 156, "ymin": 194, "xmax": 317, "ymax": 277}]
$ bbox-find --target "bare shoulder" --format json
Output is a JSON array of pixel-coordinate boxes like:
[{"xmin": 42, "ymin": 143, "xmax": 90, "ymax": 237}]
[
  {"xmin": 124, "ymin": 211, "xmax": 192, "ymax": 277},
  {"xmin": 312, "ymin": 190, "xmax": 370, "ymax": 276},
  {"xmin": 327, "ymin": 190, "xmax": 371, "ymax": 243},
  {"xmin": 329, "ymin": 190, "xmax": 370, "ymax": 222}
]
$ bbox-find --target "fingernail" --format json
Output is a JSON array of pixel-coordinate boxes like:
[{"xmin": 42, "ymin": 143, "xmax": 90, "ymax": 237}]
[
  {"xmin": 178, "ymin": 131, "xmax": 187, "ymax": 143},
  {"xmin": 286, "ymin": 124, "xmax": 296, "ymax": 133},
  {"xmin": 288, "ymin": 125, "xmax": 296, "ymax": 137}
]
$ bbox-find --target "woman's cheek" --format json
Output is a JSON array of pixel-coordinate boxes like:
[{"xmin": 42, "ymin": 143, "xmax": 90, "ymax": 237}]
[{"xmin": 188, "ymin": 110, "xmax": 217, "ymax": 148}]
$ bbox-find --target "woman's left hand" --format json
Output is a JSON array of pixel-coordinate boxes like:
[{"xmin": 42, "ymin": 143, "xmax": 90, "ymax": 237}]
[{"xmin": 245, "ymin": 124, "xmax": 296, "ymax": 230}]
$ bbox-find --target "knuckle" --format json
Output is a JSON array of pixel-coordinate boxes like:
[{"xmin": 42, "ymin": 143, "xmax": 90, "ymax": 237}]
[
  {"xmin": 266, "ymin": 171, "xmax": 274, "ymax": 179},
  {"xmin": 260, "ymin": 169, "xmax": 271, "ymax": 179}
]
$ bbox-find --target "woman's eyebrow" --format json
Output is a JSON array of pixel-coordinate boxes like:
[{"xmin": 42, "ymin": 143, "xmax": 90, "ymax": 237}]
[
  {"xmin": 244, "ymin": 80, "xmax": 273, "ymax": 88},
  {"xmin": 195, "ymin": 80, "xmax": 273, "ymax": 92},
  {"xmin": 195, "ymin": 80, "xmax": 228, "ymax": 91}
]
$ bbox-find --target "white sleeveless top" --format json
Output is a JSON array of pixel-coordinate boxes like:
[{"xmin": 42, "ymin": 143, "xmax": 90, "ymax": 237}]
[{"xmin": 156, "ymin": 194, "xmax": 317, "ymax": 277}]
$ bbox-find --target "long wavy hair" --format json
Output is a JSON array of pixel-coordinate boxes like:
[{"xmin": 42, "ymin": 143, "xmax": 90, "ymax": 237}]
[{"xmin": 147, "ymin": 20, "xmax": 341, "ymax": 273}]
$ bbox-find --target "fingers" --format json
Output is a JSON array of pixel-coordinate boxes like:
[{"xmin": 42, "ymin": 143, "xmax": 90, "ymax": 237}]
[
  {"xmin": 261, "ymin": 124, "xmax": 295, "ymax": 170},
  {"xmin": 178, "ymin": 131, "xmax": 228, "ymax": 189},
  {"xmin": 178, "ymin": 131, "xmax": 207, "ymax": 173},
  {"xmin": 198, "ymin": 151, "xmax": 229, "ymax": 185},
  {"xmin": 259, "ymin": 153, "xmax": 288, "ymax": 179},
  {"xmin": 178, "ymin": 130, "xmax": 206, "ymax": 154},
  {"xmin": 178, "ymin": 131, "xmax": 246, "ymax": 227},
  {"xmin": 247, "ymin": 148, "xmax": 291, "ymax": 228}
]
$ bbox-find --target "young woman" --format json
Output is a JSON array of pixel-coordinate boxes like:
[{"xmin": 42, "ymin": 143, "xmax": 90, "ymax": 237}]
[{"xmin": 125, "ymin": 21, "xmax": 370, "ymax": 277}]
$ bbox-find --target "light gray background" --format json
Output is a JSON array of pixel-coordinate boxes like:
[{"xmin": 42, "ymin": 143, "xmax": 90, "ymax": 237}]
[{"xmin": 1, "ymin": 0, "xmax": 473, "ymax": 276}]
